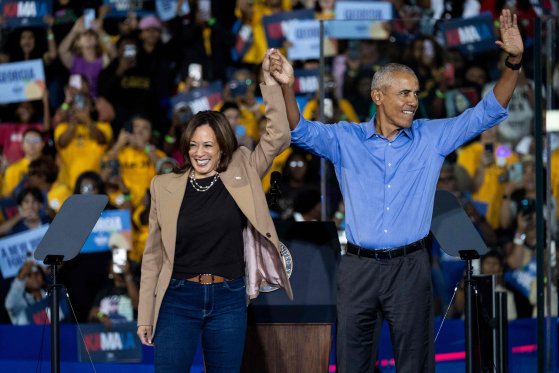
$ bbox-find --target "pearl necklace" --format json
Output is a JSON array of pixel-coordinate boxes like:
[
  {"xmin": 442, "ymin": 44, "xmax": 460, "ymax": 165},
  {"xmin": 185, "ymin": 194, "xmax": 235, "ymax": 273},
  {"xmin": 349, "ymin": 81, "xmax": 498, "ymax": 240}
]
[{"xmin": 189, "ymin": 170, "xmax": 219, "ymax": 192}]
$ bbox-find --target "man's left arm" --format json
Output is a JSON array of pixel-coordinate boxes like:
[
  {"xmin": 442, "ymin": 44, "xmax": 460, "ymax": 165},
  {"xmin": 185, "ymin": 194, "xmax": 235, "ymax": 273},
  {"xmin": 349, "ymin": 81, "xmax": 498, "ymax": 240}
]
[{"xmin": 492, "ymin": 9, "xmax": 524, "ymax": 108}]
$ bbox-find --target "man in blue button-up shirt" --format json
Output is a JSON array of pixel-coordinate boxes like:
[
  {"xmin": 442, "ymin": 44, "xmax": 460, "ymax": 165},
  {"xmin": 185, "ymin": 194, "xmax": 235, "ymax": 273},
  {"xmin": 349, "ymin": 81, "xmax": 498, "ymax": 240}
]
[{"xmin": 267, "ymin": 9, "xmax": 524, "ymax": 373}]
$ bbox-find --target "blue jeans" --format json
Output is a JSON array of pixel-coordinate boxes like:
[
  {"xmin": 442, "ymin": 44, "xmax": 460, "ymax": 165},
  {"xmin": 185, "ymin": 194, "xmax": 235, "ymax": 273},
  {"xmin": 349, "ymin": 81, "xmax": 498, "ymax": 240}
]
[{"xmin": 154, "ymin": 277, "xmax": 247, "ymax": 373}]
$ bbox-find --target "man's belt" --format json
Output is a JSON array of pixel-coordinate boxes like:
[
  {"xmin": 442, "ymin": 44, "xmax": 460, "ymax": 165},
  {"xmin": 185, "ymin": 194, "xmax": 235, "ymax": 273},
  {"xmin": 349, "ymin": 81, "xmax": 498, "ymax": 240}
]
[{"xmin": 347, "ymin": 238, "xmax": 426, "ymax": 260}]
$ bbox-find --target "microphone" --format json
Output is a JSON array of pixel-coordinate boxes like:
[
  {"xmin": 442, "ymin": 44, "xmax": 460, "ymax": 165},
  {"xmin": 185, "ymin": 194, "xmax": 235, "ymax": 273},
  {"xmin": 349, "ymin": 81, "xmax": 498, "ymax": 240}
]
[{"xmin": 269, "ymin": 171, "xmax": 282, "ymax": 209}]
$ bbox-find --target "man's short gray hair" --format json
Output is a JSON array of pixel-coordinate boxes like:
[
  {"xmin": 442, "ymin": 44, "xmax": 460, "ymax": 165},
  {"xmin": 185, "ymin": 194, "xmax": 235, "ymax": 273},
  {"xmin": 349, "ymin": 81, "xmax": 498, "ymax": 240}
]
[{"xmin": 370, "ymin": 63, "xmax": 416, "ymax": 91}]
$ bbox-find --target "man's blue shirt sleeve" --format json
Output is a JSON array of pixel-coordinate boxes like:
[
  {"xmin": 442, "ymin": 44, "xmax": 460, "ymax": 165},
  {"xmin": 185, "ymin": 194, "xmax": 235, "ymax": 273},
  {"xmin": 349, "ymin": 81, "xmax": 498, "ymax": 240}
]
[
  {"xmin": 290, "ymin": 115, "xmax": 341, "ymax": 164},
  {"xmin": 421, "ymin": 88, "xmax": 509, "ymax": 156}
]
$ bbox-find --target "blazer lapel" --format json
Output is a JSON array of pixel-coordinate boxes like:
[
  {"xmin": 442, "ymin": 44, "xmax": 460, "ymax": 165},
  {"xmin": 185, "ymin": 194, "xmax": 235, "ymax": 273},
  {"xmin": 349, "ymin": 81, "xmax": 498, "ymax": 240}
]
[
  {"xmin": 221, "ymin": 163, "xmax": 258, "ymax": 226},
  {"xmin": 160, "ymin": 171, "xmax": 189, "ymax": 262}
]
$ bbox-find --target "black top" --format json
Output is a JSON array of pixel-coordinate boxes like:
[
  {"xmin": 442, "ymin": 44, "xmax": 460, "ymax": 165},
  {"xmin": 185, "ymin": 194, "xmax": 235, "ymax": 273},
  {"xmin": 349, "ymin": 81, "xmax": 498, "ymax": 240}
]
[{"xmin": 173, "ymin": 175, "xmax": 247, "ymax": 279}]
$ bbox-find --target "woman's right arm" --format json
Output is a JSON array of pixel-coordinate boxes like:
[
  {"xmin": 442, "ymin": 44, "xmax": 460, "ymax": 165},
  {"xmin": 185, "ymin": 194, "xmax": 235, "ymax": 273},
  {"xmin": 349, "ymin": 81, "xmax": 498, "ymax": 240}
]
[
  {"xmin": 137, "ymin": 177, "xmax": 163, "ymax": 346},
  {"xmin": 58, "ymin": 17, "xmax": 84, "ymax": 69}
]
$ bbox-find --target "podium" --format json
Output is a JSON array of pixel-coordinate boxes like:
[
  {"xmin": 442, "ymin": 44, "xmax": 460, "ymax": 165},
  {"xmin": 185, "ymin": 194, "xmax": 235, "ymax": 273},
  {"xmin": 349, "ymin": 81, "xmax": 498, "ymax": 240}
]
[{"xmin": 241, "ymin": 221, "xmax": 341, "ymax": 373}]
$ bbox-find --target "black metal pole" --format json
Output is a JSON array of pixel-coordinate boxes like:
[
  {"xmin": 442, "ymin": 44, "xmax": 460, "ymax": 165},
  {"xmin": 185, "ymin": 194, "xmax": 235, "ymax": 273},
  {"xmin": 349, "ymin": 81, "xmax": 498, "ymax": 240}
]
[
  {"xmin": 50, "ymin": 264, "xmax": 60, "ymax": 373},
  {"xmin": 533, "ymin": 16, "xmax": 545, "ymax": 373},
  {"xmin": 465, "ymin": 259, "xmax": 473, "ymax": 373}
]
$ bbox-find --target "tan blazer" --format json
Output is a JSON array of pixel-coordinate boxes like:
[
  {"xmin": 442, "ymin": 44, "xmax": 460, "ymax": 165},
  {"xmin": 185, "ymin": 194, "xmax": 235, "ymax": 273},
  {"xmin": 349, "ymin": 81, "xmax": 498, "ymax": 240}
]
[{"xmin": 137, "ymin": 84, "xmax": 293, "ymax": 332}]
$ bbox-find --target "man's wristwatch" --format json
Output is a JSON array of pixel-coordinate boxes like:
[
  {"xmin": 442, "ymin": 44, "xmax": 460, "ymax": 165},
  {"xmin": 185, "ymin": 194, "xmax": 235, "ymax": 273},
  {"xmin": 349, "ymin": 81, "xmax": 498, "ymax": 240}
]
[{"xmin": 505, "ymin": 56, "xmax": 522, "ymax": 70}]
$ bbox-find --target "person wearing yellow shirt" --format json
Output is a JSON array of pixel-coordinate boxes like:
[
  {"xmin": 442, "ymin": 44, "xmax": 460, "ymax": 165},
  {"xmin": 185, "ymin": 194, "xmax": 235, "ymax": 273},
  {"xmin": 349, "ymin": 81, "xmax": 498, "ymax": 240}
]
[
  {"xmin": 1, "ymin": 128, "xmax": 44, "ymax": 197},
  {"xmin": 27, "ymin": 156, "xmax": 72, "ymax": 214},
  {"xmin": 457, "ymin": 127, "xmax": 519, "ymax": 229},
  {"xmin": 54, "ymin": 96, "xmax": 112, "ymax": 190},
  {"xmin": 106, "ymin": 115, "xmax": 164, "ymax": 208}
]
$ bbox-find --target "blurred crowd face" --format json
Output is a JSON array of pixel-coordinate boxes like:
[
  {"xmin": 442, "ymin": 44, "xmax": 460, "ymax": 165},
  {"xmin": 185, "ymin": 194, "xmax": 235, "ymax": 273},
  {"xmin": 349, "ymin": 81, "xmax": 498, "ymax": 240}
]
[
  {"xmin": 522, "ymin": 160, "xmax": 535, "ymax": 192},
  {"xmin": 375, "ymin": 71, "xmax": 419, "ymax": 130},
  {"xmin": 19, "ymin": 30, "xmax": 36, "ymax": 55},
  {"xmin": 437, "ymin": 165, "xmax": 457, "ymax": 192},
  {"xmin": 481, "ymin": 256, "xmax": 502, "ymax": 276},
  {"xmin": 223, "ymin": 107, "xmax": 241, "ymax": 129},
  {"xmin": 19, "ymin": 192, "xmax": 41, "ymax": 220},
  {"xmin": 141, "ymin": 28, "xmax": 161, "ymax": 47},
  {"xmin": 25, "ymin": 266, "xmax": 45, "ymax": 293},
  {"xmin": 132, "ymin": 118, "xmax": 152, "ymax": 147},
  {"xmin": 22, "ymin": 131, "xmax": 44, "ymax": 160},
  {"xmin": 77, "ymin": 30, "xmax": 98, "ymax": 50},
  {"xmin": 413, "ymin": 38, "xmax": 436, "ymax": 67},
  {"xmin": 16, "ymin": 102, "xmax": 34, "ymax": 123},
  {"xmin": 188, "ymin": 124, "xmax": 221, "ymax": 177}
]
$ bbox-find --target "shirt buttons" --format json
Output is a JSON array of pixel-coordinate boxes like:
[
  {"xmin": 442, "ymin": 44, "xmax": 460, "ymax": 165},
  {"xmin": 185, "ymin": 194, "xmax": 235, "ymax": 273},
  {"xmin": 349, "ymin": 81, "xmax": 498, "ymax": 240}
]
[
  {"xmin": 387, "ymin": 184, "xmax": 391, "ymax": 189},
  {"xmin": 384, "ymin": 229, "xmax": 388, "ymax": 233},
  {"xmin": 386, "ymin": 207, "xmax": 390, "ymax": 211},
  {"xmin": 388, "ymin": 163, "xmax": 392, "ymax": 167},
  {"xmin": 388, "ymin": 143, "xmax": 392, "ymax": 146}
]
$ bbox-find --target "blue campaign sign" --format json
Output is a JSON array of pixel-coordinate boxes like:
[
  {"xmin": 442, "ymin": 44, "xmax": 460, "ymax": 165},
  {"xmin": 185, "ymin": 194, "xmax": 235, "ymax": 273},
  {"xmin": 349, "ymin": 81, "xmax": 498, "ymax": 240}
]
[
  {"xmin": 171, "ymin": 81, "xmax": 223, "ymax": 115},
  {"xmin": 103, "ymin": 0, "xmax": 151, "ymax": 18},
  {"xmin": 80, "ymin": 209, "xmax": 132, "ymax": 254},
  {"xmin": 0, "ymin": 59, "xmax": 46, "ymax": 104},
  {"xmin": 293, "ymin": 69, "xmax": 319, "ymax": 96},
  {"xmin": 156, "ymin": 0, "xmax": 190, "ymax": 21},
  {"xmin": 334, "ymin": 0, "xmax": 393, "ymax": 20},
  {"xmin": 441, "ymin": 13, "xmax": 497, "ymax": 54},
  {"xmin": 262, "ymin": 9, "xmax": 314, "ymax": 49},
  {"xmin": 504, "ymin": 258, "xmax": 536, "ymax": 298},
  {"xmin": 78, "ymin": 322, "xmax": 142, "ymax": 363},
  {"xmin": 0, "ymin": 0, "xmax": 52, "ymax": 28},
  {"xmin": 0, "ymin": 225, "xmax": 49, "ymax": 278}
]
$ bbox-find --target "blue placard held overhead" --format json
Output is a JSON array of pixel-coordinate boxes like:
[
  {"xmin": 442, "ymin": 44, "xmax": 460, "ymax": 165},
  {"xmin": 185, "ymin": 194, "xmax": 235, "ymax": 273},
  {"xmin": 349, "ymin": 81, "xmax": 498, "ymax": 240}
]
[{"xmin": 0, "ymin": 0, "xmax": 52, "ymax": 28}]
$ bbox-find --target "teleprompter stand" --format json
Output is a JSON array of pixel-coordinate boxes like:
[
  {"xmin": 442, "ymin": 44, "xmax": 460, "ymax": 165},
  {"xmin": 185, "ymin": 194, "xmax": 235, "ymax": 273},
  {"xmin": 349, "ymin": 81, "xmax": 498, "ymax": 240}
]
[
  {"xmin": 431, "ymin": 191, "xmax": 488, "ymax": 373},
  {"xmin": 34, "ymin": 195, "xmax": 108, "ymax": 373}
]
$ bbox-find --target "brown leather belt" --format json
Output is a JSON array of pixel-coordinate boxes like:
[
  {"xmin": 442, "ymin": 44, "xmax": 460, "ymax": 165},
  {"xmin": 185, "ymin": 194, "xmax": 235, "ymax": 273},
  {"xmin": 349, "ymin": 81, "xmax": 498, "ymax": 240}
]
[
  {"xmin": 186, "ymin": 274, "xmax": 228, "ymax": 285},
  {"xmin": 347, "ymin": 238, "xmax": 426, "ymax": 260}
]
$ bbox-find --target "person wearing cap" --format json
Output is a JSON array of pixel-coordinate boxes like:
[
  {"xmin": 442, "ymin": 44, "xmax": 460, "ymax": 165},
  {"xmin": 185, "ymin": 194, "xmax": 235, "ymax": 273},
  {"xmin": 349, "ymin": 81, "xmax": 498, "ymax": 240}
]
[{"xmin": 136, "ymin": 49, "xmax": 293, "ymax": 372}]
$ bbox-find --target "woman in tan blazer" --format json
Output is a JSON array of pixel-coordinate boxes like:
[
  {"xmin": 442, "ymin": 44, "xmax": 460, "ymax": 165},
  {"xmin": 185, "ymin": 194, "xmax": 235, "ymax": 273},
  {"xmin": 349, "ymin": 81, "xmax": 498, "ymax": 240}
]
[{"xmin": 136, "ymin": 49, "xmax": 293, "ymax": 372}]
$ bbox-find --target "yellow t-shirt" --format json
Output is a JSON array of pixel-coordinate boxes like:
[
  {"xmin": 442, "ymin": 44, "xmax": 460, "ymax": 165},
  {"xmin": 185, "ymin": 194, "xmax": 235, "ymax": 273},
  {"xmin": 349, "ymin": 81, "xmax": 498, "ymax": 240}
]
[
  {"xmin": 302, "ymin": 98, "xmax": 360, "ymax": 123},
  {"xmin": 47, "ymin": 182, "xmax": 72, "ymax": 212},
  {"xmin": 2, "ymin": 158, "xmax": 30, "ymax": 197},
  {"xmin": 54, "ymin": 122, "xmax": 113, "ymax": 189},
  {"xmin": 118, "ymin": 146, "xmax": 165, "ymax": 207},
  {"xmin": 551, "ymin": 148, "xmax": 559, "ymax": 219},
  {"xmin": 457, "ymin": 142, "xmax": 519, "ymax": 228},
  {"xmin": 130, "ymin": 205, "xmax": 149, "ymax": 263},
  {"xmin": 261, "ymin": 147, "xmax": 292, "ymax": 193}
]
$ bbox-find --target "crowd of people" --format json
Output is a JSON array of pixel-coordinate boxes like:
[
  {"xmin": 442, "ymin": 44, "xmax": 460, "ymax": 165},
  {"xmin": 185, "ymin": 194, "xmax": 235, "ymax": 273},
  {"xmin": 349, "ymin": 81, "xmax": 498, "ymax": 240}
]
[{"xmin": 0, "ymin": 0, "xmax": 558, "ymax": 336}]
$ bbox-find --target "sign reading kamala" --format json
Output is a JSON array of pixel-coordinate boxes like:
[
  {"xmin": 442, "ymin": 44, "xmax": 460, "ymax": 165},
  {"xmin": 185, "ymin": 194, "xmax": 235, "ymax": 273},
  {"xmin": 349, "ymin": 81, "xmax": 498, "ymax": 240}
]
[
  {"xmin": 78, "ymin": 322, "xmax": 142, "ymax": 363},
  {"xmin": 441, "ymin": 13, "xmax": 497, "ymax": 54},
  {"xmin": 262, "ymin": 9, "xmax": 314, "ymax": 48},
  {"xmin": 0, "ymin": 225, "xmax": 49, "ymax": 279},
  {"xmin": 1, "ymin": 0, "xmax": 52, "ymax": 28},
  {"xmin": 81, "ymin": 209, "xmax": 132, "ymax": 254},
  {"xmin": 0, "ymin": 59, "xmax": 45, "ymax": 104},
  {"xmin": 171, "ymin": 81, "xmax": 223, "ymax": 115}
]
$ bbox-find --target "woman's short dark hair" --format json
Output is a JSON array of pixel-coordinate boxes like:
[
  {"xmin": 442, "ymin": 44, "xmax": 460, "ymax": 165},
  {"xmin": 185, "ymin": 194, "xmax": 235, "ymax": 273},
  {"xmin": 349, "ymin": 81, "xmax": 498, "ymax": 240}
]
[
  {"xmin": 176, "ymin": 111, "xmax": 238, "ymax": 174},
  {"xmin": 16, "ymin": 187, "xmax": 44, "ymax": 206}
]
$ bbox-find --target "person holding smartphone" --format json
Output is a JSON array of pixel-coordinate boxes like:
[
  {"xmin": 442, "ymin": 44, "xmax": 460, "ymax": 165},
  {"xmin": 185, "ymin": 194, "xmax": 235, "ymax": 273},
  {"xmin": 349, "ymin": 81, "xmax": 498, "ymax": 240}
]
[{"xmin": 89, "ymin": 233, "xmax": 139, "ymax": 329}]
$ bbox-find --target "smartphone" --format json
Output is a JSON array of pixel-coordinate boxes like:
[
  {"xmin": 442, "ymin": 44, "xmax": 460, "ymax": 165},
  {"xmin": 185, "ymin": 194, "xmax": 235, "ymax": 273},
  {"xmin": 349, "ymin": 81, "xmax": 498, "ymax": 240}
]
[
  {"xmin": 73, "ymin": 93, "xmax": 86, "ymax": 110},
  {"xmin": 323, "ymin": 98, "xmax": 334, "ymax": 119},
  {"xmin": 229, "ymin": 79, "xmax": 249, "ymax": 97},
  {"xmin": 112, "ymin": 248, "xmax": 127, "ymax": 274},
  {"xmin": 484, "ymin": 143, "xmax": 494, "ymax": 153},
  {"xmin": 123, "ymin": 44, "xmax": 137, "ymax": 59},
  {"xmin": 508, "ymin": 162, "xmax": 523, "ymax": 183},
  {"xmin": 69, "ymin": 74, "xmax": 82, "ymax": 90},
  {"xmin": 188, "ymin": 63, "xmax": 202, "ymax": 81},
  {"xmin": 83, "ymin": 8, "xmax": 96, "ymax": 30}
]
